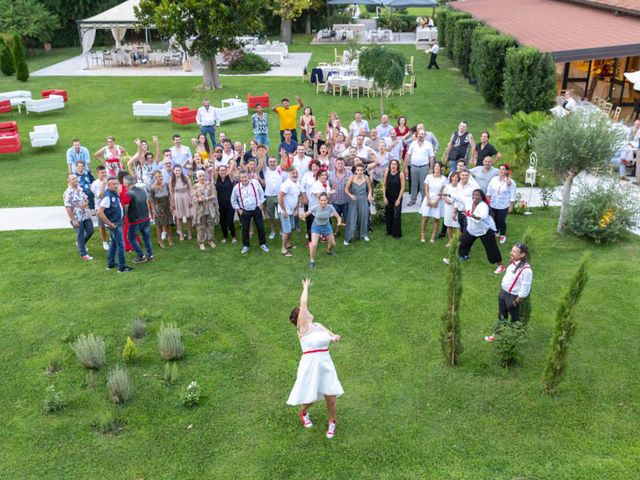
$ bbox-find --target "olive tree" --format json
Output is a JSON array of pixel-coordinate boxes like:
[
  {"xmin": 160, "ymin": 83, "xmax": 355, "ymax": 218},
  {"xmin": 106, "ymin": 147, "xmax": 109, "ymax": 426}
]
[
  {"xmin": 358, "ymin": 45, "xmax": 406, "ymax": 115},
  {"xmin": 533, "ymin": 110, "xmax": 625, "ymax": 233}
]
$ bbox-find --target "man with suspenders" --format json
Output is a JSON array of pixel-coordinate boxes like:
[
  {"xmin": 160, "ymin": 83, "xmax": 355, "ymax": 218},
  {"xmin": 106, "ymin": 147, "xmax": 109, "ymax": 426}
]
[{"xmin": 231, "ymin": 169, "xmax": 270, "ymax": 254}]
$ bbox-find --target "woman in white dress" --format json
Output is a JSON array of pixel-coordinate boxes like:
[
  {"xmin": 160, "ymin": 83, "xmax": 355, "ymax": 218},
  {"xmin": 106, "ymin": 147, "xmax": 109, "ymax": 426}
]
[
  {"xmin": 287, "ymin": 279, "xmax": 343, "ymax": 439},
  {"xmin": 419, "ymin": 161, "xmax": 446, "ymax": 243},
  {"xmin": 442, "ymin": 171, "xmax": 461, "ymax": 247}
]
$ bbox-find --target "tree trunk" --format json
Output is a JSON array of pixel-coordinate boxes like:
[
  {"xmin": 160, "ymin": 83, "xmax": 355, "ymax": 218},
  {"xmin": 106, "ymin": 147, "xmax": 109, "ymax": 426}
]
[
  {"xmin": 281, "ymin": 18, "xmax": 293, "ymax": 45},
  {"xmin": 201, "ymin": 57, "xmax": 222, "ymax": 90},
  {"xmin": 379, "ymin": 91, "xmax": 385, "ymax": 116},
  {"xmin": 557, "ymin": 171, "xmax": 576, "ymax": 233},
  {"xmin": 305, "ymin": 13, "xmax": 312, "ymax": 35}
]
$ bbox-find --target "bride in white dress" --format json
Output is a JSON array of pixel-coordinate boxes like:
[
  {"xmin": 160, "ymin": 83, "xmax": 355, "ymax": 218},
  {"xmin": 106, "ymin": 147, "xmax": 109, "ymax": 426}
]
[{"xmin": 287, "ymin": 279, "xmax": 343, "ymax": 439}]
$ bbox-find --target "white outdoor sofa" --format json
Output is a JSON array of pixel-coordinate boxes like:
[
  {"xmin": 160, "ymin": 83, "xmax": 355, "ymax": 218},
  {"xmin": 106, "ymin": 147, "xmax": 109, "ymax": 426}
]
[
  {"xmin": 25, "ymin": 95, "xmax": 65, "ymax": 114},
  {"xmin": 132, "ymin": 100, "xmax": 172, "ymax": 118},
  {"xmin": 29, "ymin": 124, "xmax": 59, "ymax": 147},
  {"xmin": 0, "ymin": 90, "xmax": 32, "ymax": 107},
  {"xmin": 213, "ymin": 98, "xmax": 248, "ymax": 124}
]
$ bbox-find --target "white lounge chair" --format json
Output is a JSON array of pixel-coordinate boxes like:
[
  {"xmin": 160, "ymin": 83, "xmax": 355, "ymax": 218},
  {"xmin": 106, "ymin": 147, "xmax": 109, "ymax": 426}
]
[
  {"xmin": 132, "ymin": 100, "xmax": 172, "ymax": 118},
  {"xmin": 29, "ymin": 124, "xmax": 59, "ymax": 147},
  {"xmin": 25, "ymin": 95, "xmax": 65, "ymax": 114},
  {"xmin": 0, "ymin": 90, "xmax": 32, "ymax": 107},
  {"xmin": 213, "ymin": 98, "xmax": 248, "ymax": 124}
]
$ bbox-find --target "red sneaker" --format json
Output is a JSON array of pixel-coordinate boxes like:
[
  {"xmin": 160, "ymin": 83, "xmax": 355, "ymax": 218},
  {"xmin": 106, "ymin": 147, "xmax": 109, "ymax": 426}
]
[
  {"xmin": 298, "ymin": 411, "xmax": 313, "ymax": 428},
  {"xmin": 326, "ymin": 420, "xmax": 336, "ymax": 439},
  {"xmin": 484, "ymin": 335, "xmax": 496, "ymax": 342},
  {"xmin": 494, "ymin": 264, "xmax": 505, "ymax": 274}
]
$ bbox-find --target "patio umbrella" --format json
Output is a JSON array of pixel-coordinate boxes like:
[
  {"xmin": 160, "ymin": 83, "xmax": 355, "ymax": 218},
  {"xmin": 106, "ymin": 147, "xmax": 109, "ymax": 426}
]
[
  {"xmin": 381, "ymin": 0, "xmax": 438, "ymax": 7},
  {"xmin": 327, "ymin": 0, "xmax": 384, "ymax": 5}
]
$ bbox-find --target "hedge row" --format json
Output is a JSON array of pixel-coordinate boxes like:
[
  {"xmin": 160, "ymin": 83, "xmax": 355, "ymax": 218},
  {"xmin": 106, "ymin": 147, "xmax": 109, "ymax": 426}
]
[{"xmin": 437, "ymin": 9, "xmax": 555, "ymax": 113}]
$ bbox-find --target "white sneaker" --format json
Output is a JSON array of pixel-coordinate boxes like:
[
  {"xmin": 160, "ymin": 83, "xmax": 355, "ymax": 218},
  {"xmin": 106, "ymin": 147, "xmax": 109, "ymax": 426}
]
[
  {"xmin": 241, "ymin": 246, "xmax": 250, "ymax": 254},
  {"xmin": 363, "ymin": 236, "xmax": 370, "ymax": 242},
  {"xmin": 343, "ymin": 240, "xmax": 349, "ymax": 246},
  {"xmin": 268, "ymin": 231, "xmax": 276, "ymax": 240},
  {"xmin": 326, "ymin": 420, "xmax": 336, "ymax": 439},
  {"xmin": 102, "ymin": 241, "xmax": 109, "ymax": 251},
  {"xmin": 298, "ymin": 411, "xmax": 313, "ymax": 428},
  {"xmin": 161, "ymin": 231, "xmax": 167, "ymax": 240},
  {"xmin": 499, "ymin": 235, "xmax": 506, "ymax": 244},
  {"xmin": 442, "ymin": 258, "xmax": 450, "ymax": 265},
  {"xmin": 260, "ymin": 244, "xmax": 270, "ymax": 253},
  {"xmin": 494, "ymin": 264, "xmax": 506, "ymax": 274}
]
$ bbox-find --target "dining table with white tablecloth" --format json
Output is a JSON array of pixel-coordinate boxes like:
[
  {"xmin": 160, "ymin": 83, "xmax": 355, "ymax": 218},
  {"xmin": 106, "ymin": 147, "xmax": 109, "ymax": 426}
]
[
  {"xmin": 325, "ymin": 76, "xmax": 373, "ymax": 93},
  {"xmin": 416, "ymin": 27, "xmax": 438, "ymax": 42},
  {"xmin": 318, "ymin": 65, "xmax": 359, "ymax": 80}
]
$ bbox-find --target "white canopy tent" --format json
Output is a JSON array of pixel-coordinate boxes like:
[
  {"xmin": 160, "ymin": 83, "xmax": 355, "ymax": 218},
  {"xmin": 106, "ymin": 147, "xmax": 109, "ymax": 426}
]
[
  {"xmin": 623, "ymin": 70, "xmax": 640, "ymax": 91},
  {"xmin": 76, "ymin": 0, "xmax": 150, "ymax": 61}
]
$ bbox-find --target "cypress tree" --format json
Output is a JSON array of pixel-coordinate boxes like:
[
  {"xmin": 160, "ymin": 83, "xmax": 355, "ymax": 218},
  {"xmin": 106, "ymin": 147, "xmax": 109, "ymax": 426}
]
[
  {"xmin": 13, "ymin": 35, "xmax": 29, "ymax": 82},
  {"xmin": 0, "ymin": 37, "xmax": 15, "ymax": 76},
  {"xmin": 440, "ymin": 235, "xmax": 463, "ymax": 366},
  {"xmin": 542, "ymin": 251, "xmax": 590, "ymax": 396}
]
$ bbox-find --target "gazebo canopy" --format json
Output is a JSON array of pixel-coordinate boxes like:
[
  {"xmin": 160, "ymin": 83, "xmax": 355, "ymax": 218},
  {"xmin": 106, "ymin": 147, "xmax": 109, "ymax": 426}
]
[{"xmin": 77, "ymin": 0, "xmax": 147, "ymax": 54}]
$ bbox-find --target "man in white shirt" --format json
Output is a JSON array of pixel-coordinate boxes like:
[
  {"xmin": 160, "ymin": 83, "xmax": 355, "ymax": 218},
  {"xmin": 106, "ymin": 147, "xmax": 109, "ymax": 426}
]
[
  {"xmin": 428, "ymin": 41, "xmax": 440, "ymax": 70},
  {"xmin": 196, "ymin": 99, "xmax": 219, "ymax": 147},
  {"xmin": 349, "ymin": 112, "xmax": 370, "ymax": 143},
  {"xmin": 263, "ymin": 157, "xmax": 287, "ymax": 239},
  {"xmin": 405, "ymin": 130, "xmax": 435, "ymax": 205},
  {"xmin": 376, "ymin": 114, "xmax": 393, "ymax": 139},
  {"xmin": 169, "ymin": 134, "xmax": 192, "ymax": 175},
  {"xmin": 346, "ymin": 135, "xmax": 375, "ymax": 164},
  {"xmin": 278, "ymin": 169, "xmax": 302, "ymax": 256},
  {"xmin": 292, "ymin": 144, "xmax": 311, "ymax": 178},
  {"xmin": 333, "ymin": 118, "xmax": 349, "ymax": 138},
  {"xmin": 230, "ymin": 170, "xmax": 269, "ymax": 254}
]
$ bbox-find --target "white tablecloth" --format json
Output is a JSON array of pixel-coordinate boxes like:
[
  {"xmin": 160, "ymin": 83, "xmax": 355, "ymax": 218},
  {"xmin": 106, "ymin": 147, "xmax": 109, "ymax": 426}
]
[
  {"xmin": 333, "ymin": 24, "xmax": 366, "ymax": 32},
  {"xmin": 319, "ymin": 65, "xmax": 359, "ymax": 78},
  {"xmin": 325, "ymin": 76, "xmax": 372, "ymax": 92},
  {"xmin": 416, "ymin": 27, "xmax": 437, "ymax": 42},
  {"xmin": 254, "ymin": 51, "xmax": 284, "ymax": 65}
]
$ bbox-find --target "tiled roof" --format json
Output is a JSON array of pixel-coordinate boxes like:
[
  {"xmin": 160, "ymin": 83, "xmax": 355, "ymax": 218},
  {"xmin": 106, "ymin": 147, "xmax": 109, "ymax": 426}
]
[
  {"xmin": 564, "ymin": 0, "xmax": 640, "ymax": 16},
  {"xmin": 449, "ymin": 0, "xmax": 640, "ymax": 62}
]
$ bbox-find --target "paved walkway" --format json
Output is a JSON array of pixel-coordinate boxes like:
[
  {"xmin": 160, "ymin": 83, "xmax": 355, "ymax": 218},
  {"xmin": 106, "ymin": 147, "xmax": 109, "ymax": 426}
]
[
  {"xmin": 32, "ymin": 53, "xmax": 312, "ymax": 78},
  {"xmin": 1, "ymin": 173, "xmax": 638, "ymax": 233}
]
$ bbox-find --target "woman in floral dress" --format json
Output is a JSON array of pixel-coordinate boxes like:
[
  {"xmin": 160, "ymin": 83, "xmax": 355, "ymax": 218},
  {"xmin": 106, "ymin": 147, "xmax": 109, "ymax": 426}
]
[
  {"xmin": 95, "ymin": 136, "xmax": 126, "ymax": 178},
  {"xmin": 192, "ymin": 170, "xmax": 219, "ymax": 251},
  {"xmin": 149, "ymin": 171, "xmax": 173, "ymax": 248}
]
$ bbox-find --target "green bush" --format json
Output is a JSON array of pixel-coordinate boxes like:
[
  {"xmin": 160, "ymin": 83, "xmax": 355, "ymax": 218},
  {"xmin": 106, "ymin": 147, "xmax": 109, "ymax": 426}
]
[
  {"xmin": 106, "ymin": 366, "xmax": 132, "ymax": 404},
  {"xmin": 452, "ymin": 18, "xmax": 480, "ymax": 77},
  {"xmin": 92, "ymin": 411, "xmax": 125, "ymax": 435},
  {"xmin": 180, "ymin": 381, "xmax": 201, "ymax": 408},
  {"xmin": 163, "ymin": 362, "xmax": 179, "ymax": 386},
  {"xmin": 475, "ymin": 34, "xmax": 517, "ymax": 108},
  {"xmin": 494, "ymin": 321, "xmax": 527, "ymax": 367},
  {"xmin": 228, "ymin": 52, "xmax": 270, "ymax": 73},
  {"xmin": 469, "ymin": 25, "xmax": 495, "ymax": 82},
  {"xmin": 71, "ymin": 334, "xmax": 106, "ymax": 370},
  {"xmin": 378, "ymin": 7, "xmax": 404, "ymax": 32},
  {"xmin": 566, "ymin": 180, "xmax": 639, "ymax": 244},
  {"xmin": 503, "ymin": 46, "xmax": 555, "ymax": 115},
  {"xmin": 495, "ymin": 110, "xmax": 551, "ymax": 168},
  {"xmin": 158, "ymin": 322, "xmax": 185, "ymax": 360},
  {"xmin": 122, "ymin": 336, "xmax": 138, "ymax": 363},
  {"xmin": 445, "ymin": 11, "xmax": 471, "ymax": 59},
  {"xmin": 0, "ymin": 37, "xmax": 14, "ymax": 76},
  {"xmin": 436, "ymin": 9, "xmax": 448, "ymax": 46},
  {"xmin": 13, "ymin": 34, "xmax": 28, "ymax": 82},
  {"xmin": 132, "ymin": 317, "xmax": 146, "ymax": 339},
  {"xmin": 372, "ymin": 182, "xmax": 385, "ymax": 224},
  {"xmin": 43, "ymin": 385, "xmax": 63, "ymax": 414}
]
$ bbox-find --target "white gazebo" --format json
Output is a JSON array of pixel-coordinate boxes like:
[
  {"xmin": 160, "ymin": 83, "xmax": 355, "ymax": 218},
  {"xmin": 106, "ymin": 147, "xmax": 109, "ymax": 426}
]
[{"xmin": 76, "ymin": 0, "xmax": 151, "ymax": 66}]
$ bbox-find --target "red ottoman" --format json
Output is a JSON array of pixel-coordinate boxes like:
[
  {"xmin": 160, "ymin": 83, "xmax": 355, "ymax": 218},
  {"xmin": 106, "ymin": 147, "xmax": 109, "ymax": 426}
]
[
  {"xmin": 0, "ymin": 99, "xmax": 11, "ymax": 114},
  {"xmin": 247, "ymin": 93, "xmax": 270, "ymax": 108},
  {"xmin": 0, "ymin": 121, "xmax": 21, "ymax": 154},
  {"xmin": 41, "ymin": 89, "xmax": 68, "ymax": 103},
  {"xmin": 171, "ymin": 107, "xmax": 197, "ymax": 125}
]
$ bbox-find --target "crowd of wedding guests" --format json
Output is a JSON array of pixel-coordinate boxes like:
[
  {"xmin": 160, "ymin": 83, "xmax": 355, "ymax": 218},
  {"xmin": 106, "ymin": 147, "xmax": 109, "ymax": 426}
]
[{"xmin": 63, "ymin": 97, "xmax": 517, "ymax": 272}]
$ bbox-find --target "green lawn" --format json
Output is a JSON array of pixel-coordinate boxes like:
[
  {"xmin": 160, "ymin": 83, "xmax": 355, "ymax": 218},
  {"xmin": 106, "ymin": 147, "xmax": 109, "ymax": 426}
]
[
  {"xmin": 0, "ymin": 210, "xmax": 639, "ymax": 479},
  {"xmin": 0, "ymin": 39, "xmax": 504, "ymax": 207},
  {"xmin": 26, "ymin": 47, "xmax": 82, "ymax": 72}
]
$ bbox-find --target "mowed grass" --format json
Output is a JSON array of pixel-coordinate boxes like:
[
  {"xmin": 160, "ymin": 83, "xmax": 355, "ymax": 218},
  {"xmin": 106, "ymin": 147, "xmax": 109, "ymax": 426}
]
[
  {"xmin": 0, "ymin": 210, "xmax": 639, "ymax": 479},
  {"xmin": 0, "ymin": 38, "xmax": 504, "ymax": 207}
]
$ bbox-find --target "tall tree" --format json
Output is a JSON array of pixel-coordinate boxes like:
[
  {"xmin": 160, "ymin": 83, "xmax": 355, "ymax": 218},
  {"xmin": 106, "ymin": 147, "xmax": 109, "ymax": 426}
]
[
  {"xmin": 440, "ymin": 236, "xmax": 463, "ymax": 366},
  {"xmin": 542, "ymin": 251, "xmax": 590, "ymax": 396},
  {"xmin": 136, "ymin": 0, "xmax": 264, "ymax": 90},
  {"xmin": 0, "ymin": 0, "xmax": 59, "ymax": 45},
  {"xmin": 358, "ymin": 45, "xmax": 406, "ymax": 115},
  {"xmin": 0, "ymin": 38, "xmax": 15, "ymax": 76},
  {"xmin": 533, "ymin": 110, "xmax": 625, "ymax": 233},
  {"xmin": 13, "ymin": 35, "xmax": 29, "ymax": 82},
  {"xmin": 273, "ymin": 0, "xmax": 310, "ymax": 45}
]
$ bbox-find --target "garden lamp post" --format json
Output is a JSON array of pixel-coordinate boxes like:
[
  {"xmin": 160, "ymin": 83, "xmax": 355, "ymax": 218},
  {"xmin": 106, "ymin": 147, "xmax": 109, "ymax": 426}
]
[{"xmin": 524, "ymin": 152, "xmax": 538, "ymax": 215}]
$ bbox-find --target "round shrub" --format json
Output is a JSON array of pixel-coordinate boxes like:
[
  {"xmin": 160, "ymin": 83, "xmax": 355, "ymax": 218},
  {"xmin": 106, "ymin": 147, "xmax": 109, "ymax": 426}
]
[
  {"xmin": 158, "ymin": 322, "xmax": 185, "ymax": 360},
  {"xmin": 228, "ymin": 52, "xmax": 270, "ymax": 73},
  {"xmin": 71, "ymin": 333, "xmax": 106, "ymax": 370},
  {"xmin": 567, "ymin": 180, "xmax": 639, "ymax": 244}
]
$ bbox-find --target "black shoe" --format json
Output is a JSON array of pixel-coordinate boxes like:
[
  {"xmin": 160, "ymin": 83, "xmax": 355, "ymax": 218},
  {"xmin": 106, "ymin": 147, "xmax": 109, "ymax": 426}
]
[
  {"xmin": 438, "ymin": 232, "xmax": 446, "ymax": 238},
  {"xmin": 132, "ymin": 256, "xmax": 147, "ymax": 264},
  {"xmin": 118, "ymin": 266, "xmax": 134, "ymax": 273},
  {"xmin": 106, "ymin": 265, "xmax": 116, "ymax": 270},
  {"xmin": 146, "ymin": 255, "xmax": 155, "ymax": 262}
]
